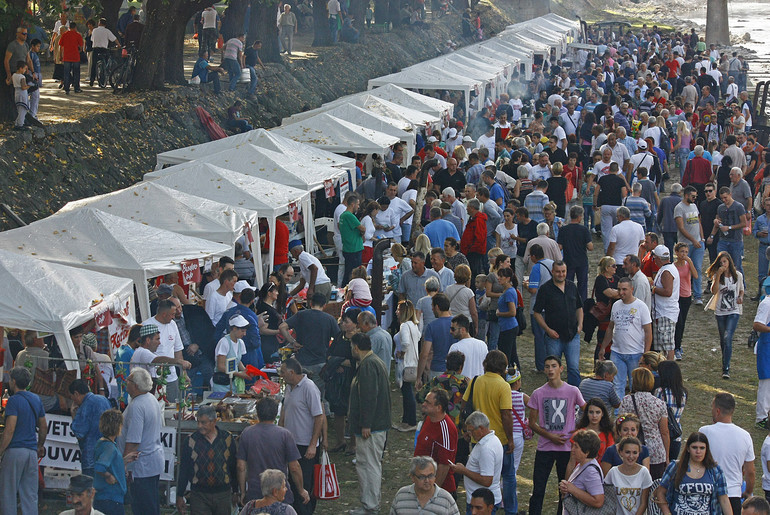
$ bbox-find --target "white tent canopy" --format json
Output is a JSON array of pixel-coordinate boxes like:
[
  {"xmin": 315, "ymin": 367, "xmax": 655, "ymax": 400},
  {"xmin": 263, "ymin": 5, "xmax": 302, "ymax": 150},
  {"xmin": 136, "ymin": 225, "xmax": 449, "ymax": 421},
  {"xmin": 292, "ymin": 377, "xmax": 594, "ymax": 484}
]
[
  {"xmin": 463, "ymin": 38, "xmax": 534, "ymax": 79},
  {"xmin": 0, "ymin": 208, "xmax": 231, "ymax": 321},
  {"xmin": 503, "ymin": 24, "xmax": 567, "ymax": 55},
  {"xmin": 144, "ymin": 162, "xmax": 311, "ymax": 276},
  {"xmin": 320, "ymin": 104, "xmax": 417, "ymax": 161},
  {"xmin": 367, "ymin": 84, "xmax": 454, "ymax": 120},
  {"xmin": 498, "ymin": 31, "xmax": 553, "ymax": 58},
  {"xmin": 283, "ymin": 94, "xmax": 440, "ymax": 131},
  {"xmin": 155, "ymin": 128, "xmax": 356, "ymax": 171},
  {"xmin": 540, "ymin": 13, "xmax": 581, "ymax": 39},
  {"xmin": 368, "ymin": 65, "xmax": 484, "ymax": 123},
  {"xmin": 271, "ymin": 113, "xmax": 401, "ymax": 156},
  {"xmin": 59, "ymin": 182, "xmax": 259, "ymax": 248},
  {"xmin": 0, "ymin": 249, "xmax": 135, "ymax": 371}
]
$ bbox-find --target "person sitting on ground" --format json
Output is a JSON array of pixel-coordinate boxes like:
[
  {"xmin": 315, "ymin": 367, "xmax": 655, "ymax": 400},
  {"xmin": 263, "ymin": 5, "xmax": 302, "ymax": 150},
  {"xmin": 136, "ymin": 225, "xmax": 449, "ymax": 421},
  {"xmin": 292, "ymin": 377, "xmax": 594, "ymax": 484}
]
[
  {"xmin": 226, "ymin": 100, "xmax": 252, "ymax": 133},
  {"xmin": 192, "ymin": 49, "xmax": 223, "ymax": 94}
]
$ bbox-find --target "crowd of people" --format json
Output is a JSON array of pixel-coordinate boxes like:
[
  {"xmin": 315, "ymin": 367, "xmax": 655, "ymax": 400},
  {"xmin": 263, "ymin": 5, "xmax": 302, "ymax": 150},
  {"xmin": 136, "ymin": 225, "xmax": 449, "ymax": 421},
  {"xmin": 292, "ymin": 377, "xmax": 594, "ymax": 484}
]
[{"xmin": 6, "ymin": 18, "xmax": 770, "ymax": 515}]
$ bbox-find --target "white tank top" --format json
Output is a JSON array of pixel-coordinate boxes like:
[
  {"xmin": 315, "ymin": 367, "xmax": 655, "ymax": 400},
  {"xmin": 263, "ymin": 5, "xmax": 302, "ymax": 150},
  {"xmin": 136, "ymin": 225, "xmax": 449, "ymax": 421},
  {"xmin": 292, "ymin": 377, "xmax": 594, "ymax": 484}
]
[{"xmin": 653, "ymin": 262, "xmax": 680, "ymax": 320}]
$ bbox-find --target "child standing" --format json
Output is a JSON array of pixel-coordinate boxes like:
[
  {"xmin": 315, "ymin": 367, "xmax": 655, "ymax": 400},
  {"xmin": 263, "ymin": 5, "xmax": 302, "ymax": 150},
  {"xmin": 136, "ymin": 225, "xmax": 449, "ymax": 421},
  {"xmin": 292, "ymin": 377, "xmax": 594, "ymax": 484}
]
[
  {"xmin": 604, "ymin": 437, "xmax": 653, "ymax": 515},
  {"xmin": 507, "ymin": 364, "xmax": 529, "ymax": 472},
  {"xmin": 11, "ymin": 60, "xmax": 29, "ymax": 131},
  {"xmin": 94, "ymin": 409, "xmax": 138, "ymax": 515},
  {"xmin": 28, "ymin": 39, "xmax": 42, "ymax": 121},
  {"xmin": 581, "ymin": 171, "xmax": 596, "ymax": 231}
]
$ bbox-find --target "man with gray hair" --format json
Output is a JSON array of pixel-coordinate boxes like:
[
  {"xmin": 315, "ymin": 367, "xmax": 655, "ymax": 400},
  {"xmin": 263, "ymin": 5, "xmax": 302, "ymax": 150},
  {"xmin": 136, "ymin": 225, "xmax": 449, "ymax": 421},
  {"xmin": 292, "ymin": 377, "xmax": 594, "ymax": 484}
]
[
  {"xmin": 578, "ymin": 360, "xmax": 621, "ymax": 411},
  {"xmin": 449, "ymin": 411, "xmax": 503, "ymax": 510},
  {"xmin": 120, "ymin": 367, "xmax": 164, "ymax": 515},
  {"xmin": 607, "ymin": 206, "xmax": 646, "ymax": 268},
  {"xmin": 657, "ymin": 182, "xmax": 683, "ymax": 257},
  {"xmin": 730, "ymin": 166, "xmax": 753, "ymax": 212},
  {"xmin": 176, "ymin": 405, "xmax": 239, "ymax": 515},
  {"xmin": 357, "ymin": 310, "xmax": 393, "ymax": 374},
  {"xmin": 623, "ymin": 254, "xmax": 652, "ymax": 311},
  {"xmin": 615, "ymin": 125, "xmax": 637, "ymax": 157},
  {"xmin": 0, "ymin": 367, "xmax": 46, "ymax": 515},
  {"xmin": 624, "ymin": 182, "xmax": 652, "ymax": 227},
  {"xmin": 523, "ymin": 222, "xmax": 562, "ymax": 265},
  {"xmin": 390, "ymin": 456, "xmax": 460, "ymax": 514},
  {"xmin": 441, "ymin": 187, "xmax": 467, "ymax": 228}
]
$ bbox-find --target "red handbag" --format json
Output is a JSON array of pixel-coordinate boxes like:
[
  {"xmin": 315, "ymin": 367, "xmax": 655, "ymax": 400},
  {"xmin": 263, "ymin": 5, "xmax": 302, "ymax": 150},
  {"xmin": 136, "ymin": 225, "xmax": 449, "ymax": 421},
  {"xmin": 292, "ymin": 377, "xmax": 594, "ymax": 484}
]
[{"xmin": 313, "ymin": 450, "xmax": 340, "ymax": 500}]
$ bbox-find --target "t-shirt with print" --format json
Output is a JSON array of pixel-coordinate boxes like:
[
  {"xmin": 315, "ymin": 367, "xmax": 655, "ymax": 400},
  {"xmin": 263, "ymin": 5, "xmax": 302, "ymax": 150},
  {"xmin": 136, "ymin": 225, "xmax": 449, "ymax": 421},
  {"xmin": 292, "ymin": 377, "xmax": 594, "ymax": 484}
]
[
  {"xmin": 414, "ymin": 413, "xmax": 458, "ymax": 492},
  {"xmin": 609, "ymin": 298, "xmax": 652, "ymax": 354},
  {"xmin": 671, "ymin": 469, "xmax": 717, "ymax": 514},
  {"xmin": 528, "ymin": 381, "xmax": 585, "ymax": 452},
  {"xmin": 604, "ymin": 465, "xmax": 653, "ymax": 515},
  {"xmin": 717, "ymin": 201, "xmax": 746, "ymax": 241},
  {"xmin": 715, "ymin": 273, "xmax": 743, "ymax": 316},
  {"xmin": 674, "ymin": 201, "xmax": 701, "ymax": 243},
  {"xmin": 495, "ymin": 223, "xmax": 518, "ymax": 258}
]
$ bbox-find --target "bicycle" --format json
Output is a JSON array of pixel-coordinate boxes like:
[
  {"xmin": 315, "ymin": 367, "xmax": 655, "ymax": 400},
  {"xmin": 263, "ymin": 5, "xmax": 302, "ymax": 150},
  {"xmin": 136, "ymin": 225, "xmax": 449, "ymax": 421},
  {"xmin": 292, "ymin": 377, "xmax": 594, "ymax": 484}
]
[
  {"xmin": 96, "ymin": 48, "xmax": 120, "ymax": 88},
  {"xmin": 110, "ymin": 45, "xmax": 138, "ymax": 93}
]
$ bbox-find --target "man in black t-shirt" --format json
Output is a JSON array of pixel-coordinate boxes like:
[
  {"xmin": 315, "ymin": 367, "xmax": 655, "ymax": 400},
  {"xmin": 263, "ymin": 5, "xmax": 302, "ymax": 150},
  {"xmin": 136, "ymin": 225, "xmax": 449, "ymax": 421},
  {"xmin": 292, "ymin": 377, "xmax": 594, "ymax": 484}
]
[
  {"xmin": 595, "ymin": 162, "xmax": 629, "ymax": 253},
  {"xmin": 514, "ymin": 206, "xmax": 539, "ymax": 288},
  {"xmin": 557, "ymin": 206, "xmax": 594, "ymax": 301},
  {"xmin": 432, "ymin": 157, "xmax": 466, "ymax": 197},
  {"xmin": 244, "ymin": 40, "xmax": 264, "ymax": 69},
  {"xmin": 699, "ymin": 184, "xmax": 722, "ymax": 266}
]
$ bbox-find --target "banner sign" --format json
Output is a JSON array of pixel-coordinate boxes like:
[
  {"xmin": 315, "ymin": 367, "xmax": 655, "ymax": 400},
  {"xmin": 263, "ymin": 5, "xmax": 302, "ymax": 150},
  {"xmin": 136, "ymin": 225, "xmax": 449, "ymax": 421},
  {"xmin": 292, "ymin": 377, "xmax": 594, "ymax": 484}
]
[
  {"xmin": 42, "ymin": 414, "xmax": 176, "ymax": 481},
  {"xmin": 180, "ymin": 259, "xmax": 202, "ymax": 285}
]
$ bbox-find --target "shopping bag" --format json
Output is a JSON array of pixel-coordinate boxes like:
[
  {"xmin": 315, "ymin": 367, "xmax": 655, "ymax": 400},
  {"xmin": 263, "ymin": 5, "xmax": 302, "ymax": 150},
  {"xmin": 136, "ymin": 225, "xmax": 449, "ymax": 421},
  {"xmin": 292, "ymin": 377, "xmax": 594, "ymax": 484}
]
[{"xmin": 313, "ymin": 450, "xmax": 340, "ymax": 500}]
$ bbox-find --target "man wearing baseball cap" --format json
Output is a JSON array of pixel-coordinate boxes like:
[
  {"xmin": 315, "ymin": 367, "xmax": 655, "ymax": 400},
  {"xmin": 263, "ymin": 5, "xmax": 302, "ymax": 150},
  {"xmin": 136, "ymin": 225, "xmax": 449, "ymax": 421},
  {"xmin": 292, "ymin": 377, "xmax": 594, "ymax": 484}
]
[
  {"xmin": 651, "ymin": 245, "xmax": 680, "ymax": 361},
  {"xmin": 130, "ymin": 324, "xmax": 191, "ymax": 379}
]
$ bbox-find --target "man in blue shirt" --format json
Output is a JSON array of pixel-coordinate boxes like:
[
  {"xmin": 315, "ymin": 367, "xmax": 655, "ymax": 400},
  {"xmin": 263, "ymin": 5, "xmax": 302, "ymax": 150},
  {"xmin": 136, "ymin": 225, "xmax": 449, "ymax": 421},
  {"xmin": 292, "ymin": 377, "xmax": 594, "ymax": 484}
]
[
  {"xmin": 70, "ymin": 379, "xmax": 111, "ymax": 479},
  {"xmin": 424, "ymin": 207, "xmax": 459, "ymax": 248},
  {"xmin": 192, "ymin": 49, "xmax": 224, "ymax": 94},
  {"xmin": 214, "ymin": 286, "xmax": 264, "ymax": 368},
  {"xmin": 0, "ymin": 367, "xmax": 46, "ymax": 515},
  {"xmin": 482, "ymin": 169, "xmax": 506, "ymax": 207},
  {"xmin": 525, "ymin": 244, "xmax": 553, "ymax": 373},
  {"xmin": 417, "ymin": 294, "xmax": 456, "ymax": 386}
]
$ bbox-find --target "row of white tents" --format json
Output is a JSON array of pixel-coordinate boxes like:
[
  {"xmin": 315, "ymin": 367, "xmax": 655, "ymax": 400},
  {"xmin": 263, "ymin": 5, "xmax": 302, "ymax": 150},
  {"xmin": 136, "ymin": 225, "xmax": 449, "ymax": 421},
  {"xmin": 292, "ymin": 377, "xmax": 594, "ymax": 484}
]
[{"xmin": 0, "ymin": 13, "xmax": 582, "ymax": 372}]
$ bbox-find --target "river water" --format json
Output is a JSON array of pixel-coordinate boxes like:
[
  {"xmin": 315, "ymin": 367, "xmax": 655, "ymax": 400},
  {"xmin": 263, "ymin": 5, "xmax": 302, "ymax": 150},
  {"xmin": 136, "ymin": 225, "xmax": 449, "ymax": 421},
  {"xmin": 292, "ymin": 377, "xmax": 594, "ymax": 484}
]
[{"xmin": 685, "ymin": 0, "xmax": 770, "ymax": 79}]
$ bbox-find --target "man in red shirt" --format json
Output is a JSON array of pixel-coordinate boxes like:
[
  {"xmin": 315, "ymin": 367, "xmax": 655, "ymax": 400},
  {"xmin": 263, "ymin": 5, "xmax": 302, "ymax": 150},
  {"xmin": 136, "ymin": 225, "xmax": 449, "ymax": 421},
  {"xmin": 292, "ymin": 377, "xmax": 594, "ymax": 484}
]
[
  {"xmin": 460, "ymin": 198, "xmax": 487, "ymax": 281},
  {"xmin": 58, "ymin": 21, "xmax": 84, "ymax": 94},
  {"xmin": 639, "ymin": 232, "xmax": 662, "ymax": 277},
  {"xmin": 682, "ymin": 145, "xmax": 714, "ymax": 203},
  {"xmin": 414, "ymin": 389, "xmax": 458, "ymax": 495}
]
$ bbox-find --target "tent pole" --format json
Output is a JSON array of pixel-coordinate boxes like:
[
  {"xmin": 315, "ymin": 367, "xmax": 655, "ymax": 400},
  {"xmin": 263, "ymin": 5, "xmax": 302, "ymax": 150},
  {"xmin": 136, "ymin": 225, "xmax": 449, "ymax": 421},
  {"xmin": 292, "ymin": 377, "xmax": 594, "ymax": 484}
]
[
  {"xmin": 268, "ymin": 217, "xmax": 277, "ymax": 275},
  {"xmin": 304, "ymin": 196, "xmax": 315, "ymax": 255},
  {"xmin": 250, "ymin": 223, "xmax": 264, "ymax": 287}
]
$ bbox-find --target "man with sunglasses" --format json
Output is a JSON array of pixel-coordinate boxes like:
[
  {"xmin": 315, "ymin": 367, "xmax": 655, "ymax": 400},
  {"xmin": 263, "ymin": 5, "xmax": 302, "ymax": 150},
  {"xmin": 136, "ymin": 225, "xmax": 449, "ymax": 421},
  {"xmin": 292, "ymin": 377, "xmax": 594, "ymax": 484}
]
[
  {"xmin": 700, "ymin": 183, "xmax": 723, "ymax": 279},
  {"xmin": 3, "ymin": 27, "xmax": 34, "ymax": 88}
]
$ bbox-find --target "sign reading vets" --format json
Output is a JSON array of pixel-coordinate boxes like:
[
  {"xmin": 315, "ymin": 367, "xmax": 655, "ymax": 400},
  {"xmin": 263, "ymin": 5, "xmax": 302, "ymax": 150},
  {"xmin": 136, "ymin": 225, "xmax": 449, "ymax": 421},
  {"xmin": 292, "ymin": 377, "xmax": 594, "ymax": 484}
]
[{"xmin": 42, "ymin": 414, "xmax": 177, "ymax": 481}]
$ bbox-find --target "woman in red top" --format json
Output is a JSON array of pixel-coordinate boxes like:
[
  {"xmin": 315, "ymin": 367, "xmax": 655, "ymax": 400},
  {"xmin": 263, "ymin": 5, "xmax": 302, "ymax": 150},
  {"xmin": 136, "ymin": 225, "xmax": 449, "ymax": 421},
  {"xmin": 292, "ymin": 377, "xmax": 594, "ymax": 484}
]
[
  {"xmin": 575, "ymin": 398, "xmax": 615, "ymax": 461},
  {"xmin": 563, "ymin": 152, "xmax": 583, "ymax": 203}
]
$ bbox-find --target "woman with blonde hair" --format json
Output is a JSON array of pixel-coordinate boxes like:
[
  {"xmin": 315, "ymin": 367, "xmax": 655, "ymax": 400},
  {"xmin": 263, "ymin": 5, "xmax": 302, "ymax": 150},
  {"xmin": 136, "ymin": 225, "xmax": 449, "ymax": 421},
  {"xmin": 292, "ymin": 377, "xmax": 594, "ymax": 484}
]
[
  {"xmin": 413, "ymin": 233, "xmax": 432, "ymax": 257},
  {"xmin": 453, "ymin": 145, "xmax": 468, "ymax": 166},
  {"xmin": 674, "ymin": 120, "xmax": 692, "ymax": 174},
  {"xmin": 388, "ymin": 243, "xmax": 411, "ymax": 291},
  {"xmin": 394, "ymin": 300, "xmax": 420, "ymax": 432},
  {"xmin": 591, "ymin": 256, "xmax": 620, "ymax": 359},
  {"xmin": 445, "ymin": 264, "xmax": 479, "ymax": 336}
]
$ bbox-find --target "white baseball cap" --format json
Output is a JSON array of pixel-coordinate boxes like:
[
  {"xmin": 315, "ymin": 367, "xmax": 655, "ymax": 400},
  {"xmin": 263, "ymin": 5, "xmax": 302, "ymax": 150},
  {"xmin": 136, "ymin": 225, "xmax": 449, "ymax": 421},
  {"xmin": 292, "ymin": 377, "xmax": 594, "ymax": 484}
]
[
  {"xmin": 234, "ymin": 280, "xmax": 257, "ymax": 293},
  {"xmin": 228, "ymin": 314, "xmax": 250, "ymax": 328}
]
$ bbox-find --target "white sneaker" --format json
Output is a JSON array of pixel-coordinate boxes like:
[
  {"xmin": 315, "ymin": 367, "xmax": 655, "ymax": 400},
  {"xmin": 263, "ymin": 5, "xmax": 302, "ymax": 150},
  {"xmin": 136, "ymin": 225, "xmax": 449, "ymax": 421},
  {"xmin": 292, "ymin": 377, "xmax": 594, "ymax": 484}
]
[{"xmin": 694, "ymin": 298, "xmax": 703, "ymax": 306}]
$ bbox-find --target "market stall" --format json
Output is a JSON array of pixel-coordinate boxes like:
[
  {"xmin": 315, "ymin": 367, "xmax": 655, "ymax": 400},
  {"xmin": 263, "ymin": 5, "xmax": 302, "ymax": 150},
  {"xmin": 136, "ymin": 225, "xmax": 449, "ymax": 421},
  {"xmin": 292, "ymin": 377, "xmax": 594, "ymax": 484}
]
[
  {"xmin": 0, "ymin": 248, "xmax": 134, "ymax": 372},
  {"xmin": 0, "ymin": 208, "xmax": 231, "ymax": 321}
]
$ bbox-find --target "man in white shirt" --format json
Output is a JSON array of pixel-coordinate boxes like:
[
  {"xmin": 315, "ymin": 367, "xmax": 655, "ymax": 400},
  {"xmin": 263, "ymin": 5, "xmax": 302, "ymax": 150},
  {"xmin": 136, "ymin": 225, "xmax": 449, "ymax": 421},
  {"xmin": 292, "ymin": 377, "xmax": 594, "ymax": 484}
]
[
  {"xmin": 528, "ymin": 153, "xmax": 552, "ymax": 181},
  {"xmin": 700, "ymin": 393, "xmax": 756, "ymax": 514},
  {"xmin": 387, "ymin": 182, "xmax": 415, "ymax": 245},
  {"xmin": 143, "ymin": 299, "xmax": 186, "ymax": 402},
  {"xmin": 549, "ymin": 117, "xmax": 567, "ymax": 149},
  {"xmin": 559, "ymin": 103, "xmax": 580, "ymax": 138},
  {"xmin": 288, "ymin": 240, "xmax": 332, "ymax": 301},
  {"xmin": 726, "ymin": 76, "xmax": 739, "ymax": 104},
  {"xmin": 600, "ymin": 133, "xmax": 631, "ymax": 175},
  {"xmin": 651, "ymin": 245, "xmax": 679, "ymax": 361},
  {"xmin": 89, "ymin": 18, "xmax": 119, "ymax": 87},
  {"xmin": 130, "ymin": 324, "xmax": 190, "ymax": 380},
  {"xmin": 607, "ymin": 207, "xmax": 646, "ymax": 265},
  {"xmin": 205, "ymin": 269, "xmax": 238, "ymax": 326},
  {"xmin": 200, "ymin": 6, "xmax": 219, "ymax": 55},
  {"xmin": 450, "ymin": 411, "xmax": 503, "ymax": 508},
  {"xmin": 476, "ymin": 125, "xmax": 496, "ymax": 161},
  {"xmin": 202, "ymin": 256, "xmax": 235, "ymax": 301},
  {"xmin": 623, "ymin": 254, "xmax": 651, "ymax": 311},
  {"xmin": 447, "ymin": 314, "xmax": 487, "ymax": 379},
  {"xmin": 600, "ymin": 277, "xmax": 652, "ymax": 401}
]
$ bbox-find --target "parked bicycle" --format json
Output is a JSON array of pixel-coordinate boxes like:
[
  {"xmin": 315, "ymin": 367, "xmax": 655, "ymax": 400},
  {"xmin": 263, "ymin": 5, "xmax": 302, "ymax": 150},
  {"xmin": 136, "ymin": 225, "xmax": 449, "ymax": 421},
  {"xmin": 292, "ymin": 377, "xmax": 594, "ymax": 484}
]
[{"xmin": 110, "ymin": 44, "xmax": 138, "ymax": 93}]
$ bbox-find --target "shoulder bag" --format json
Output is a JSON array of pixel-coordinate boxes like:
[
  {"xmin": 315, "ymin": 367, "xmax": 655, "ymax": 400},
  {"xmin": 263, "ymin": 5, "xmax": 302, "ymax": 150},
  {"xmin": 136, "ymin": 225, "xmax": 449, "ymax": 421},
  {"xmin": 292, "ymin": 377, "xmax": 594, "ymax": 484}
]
[
  {"xmin": 459, "ymin": 376, "xmax": 478, "ymax": 425},
  {"xmin": 630, "ymin": 393, "xmax": 646, "ymax": 444},
  {"xmin": 511, "ymin": 402, "xmax": 533, "ymax": 440},
  {"xmin": 561, "ymin": 462, "xmax": 617, "ymax": 515},
  {"xmin": 663, "ymin": 390, "xmax": 682, "ymax": 441}
]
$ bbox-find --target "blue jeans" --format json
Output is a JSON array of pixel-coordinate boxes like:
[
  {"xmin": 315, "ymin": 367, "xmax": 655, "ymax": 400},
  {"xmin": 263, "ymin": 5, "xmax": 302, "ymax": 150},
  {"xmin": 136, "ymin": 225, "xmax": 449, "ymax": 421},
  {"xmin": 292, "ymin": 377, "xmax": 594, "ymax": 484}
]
[
  {"xmin": 676, "ymin": 147, "xmax": 689, "ymax": 174},
  {"xmin": 759, "ymin": 243, "xmax": 769, "ymax": 285},
  {"xmin": 583, "ymin": 205, "xmax": 593, "ymax": 229},
  {"xmin": 329, "ymin": 15, "xmax": 338, "ymax": 42},
  {"xmin": 502, "ymin": 449, "xmax": 518, "ymax": 514},
  {"xmin": 63, "ymin": 60, "xmax": 81, "ymax": 92},
  {"xmin": 567, "ymin": 264, "xmax": 589, "ymax": 302},
  {"xmin": 227, "ymin": 119, "xmax": 253, "ymax": 132},
  {"xmin": 545, "ymin": 334, "xmax": 581, "ymax": 386},
  {"xmin": 487, "ymin": 320, "xmax": 499, "ymax": 350},
  {"xmin": 688, "ymin": 241, "xmax": 704, "ymax": 300},
  {"xmin": 611, "ymin": 350, "xmax": 643, "ymax": 401},
  {"xmin": 717, "ymin": 239, "xmax": 744, "ymax": 279},
  {"xmin": 130, "ymin": 475, "xmax": 160, "ymax": 515},
  {"xmin": 531, "ymin": 314, "xmax": 546, "ymax": 371},
  {"xmin": 663, "ymin": 232, "xmax": 677, "ymax": 260},
  {"xmin": 716, "ymin": 314, "xmax": 740, "ymax": 374},
  {"xmin": 223, "ymin": 58, "xmax": 241, "ymax": 91},
  {"xmin": 246, "ymin": 65, "xmax": 258, "ymax": 95},
  {"xmin": 202, "ymin": 70, "xmax": 221, "ymax": 94}
]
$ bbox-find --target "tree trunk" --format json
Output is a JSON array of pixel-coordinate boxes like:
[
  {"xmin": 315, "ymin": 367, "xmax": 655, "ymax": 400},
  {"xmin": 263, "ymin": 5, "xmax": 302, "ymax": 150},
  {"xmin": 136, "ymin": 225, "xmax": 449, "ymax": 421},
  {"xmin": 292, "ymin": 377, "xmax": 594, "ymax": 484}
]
[
  {"xmin": 706, "ymin": 0, "xmax": 729, "ymax": 45},
  {"xmin": 221, "ymin": 0, "xmax": 249, "ymax": 41},
  {"xmin": 133, "ymin": 0, "xmax": 214, "ymax": 90},
  {"xmin": 312, "ymin": 0, "xmax": 329, "ymax": 46},
  {"xmin": 388, "ymin": 0, "xmax": 401, "ymax": 26},
  {"xmin": 0, "ymin": 1, "xmax": 28, "ymax": 121},
  {"xmin": 374, "ymin": 0, "xmax": 388, "ymax": 24},
  {"xmin": 100, "ymin": 0, "xmax": 123, "ymax": 33},
  {"xmin": 250, "ymin": 0, "xmax": 280, "ymax": 63}
]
